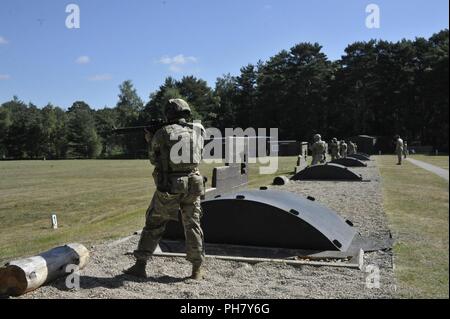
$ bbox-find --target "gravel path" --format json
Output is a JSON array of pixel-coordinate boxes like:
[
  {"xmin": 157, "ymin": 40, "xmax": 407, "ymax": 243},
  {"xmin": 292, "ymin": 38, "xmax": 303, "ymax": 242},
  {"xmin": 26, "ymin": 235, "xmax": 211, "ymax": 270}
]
[
  {"xmin": 19, "ymin": 160, "xmax": 396, "ymax": 299},
  {"xmin": 406, "ymin": 158, "xmax": 449, "ymax": 181}
]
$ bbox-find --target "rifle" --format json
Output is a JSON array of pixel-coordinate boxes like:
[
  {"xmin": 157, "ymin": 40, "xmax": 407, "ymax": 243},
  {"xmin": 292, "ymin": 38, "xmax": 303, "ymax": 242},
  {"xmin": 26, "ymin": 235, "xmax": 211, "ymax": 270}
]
[{"xmin": 112, "ymin": 119, "xmax": 166, "ymax": 135}]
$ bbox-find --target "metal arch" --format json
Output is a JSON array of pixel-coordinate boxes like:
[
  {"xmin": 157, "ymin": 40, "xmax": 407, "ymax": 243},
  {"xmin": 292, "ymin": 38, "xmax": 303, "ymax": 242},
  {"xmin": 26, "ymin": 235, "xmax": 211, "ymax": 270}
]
[
  {"xmin": 330, "ymin": 157, "xmax": 367, "ymax": 167},
  {"xmin": 290, "ymin": 163, "xmax": 363, "ymax": 181},
  {"xmin": 164, "ymin": 189, "xmax": 357, "ymax": 251}
]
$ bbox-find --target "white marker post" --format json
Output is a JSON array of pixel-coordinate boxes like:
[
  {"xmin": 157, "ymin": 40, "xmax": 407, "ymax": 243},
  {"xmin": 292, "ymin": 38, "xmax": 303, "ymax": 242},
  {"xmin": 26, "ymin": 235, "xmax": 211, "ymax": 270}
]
[{"xmin": 51, "ymin": 214, "xmax": 58, "ymax": 229}]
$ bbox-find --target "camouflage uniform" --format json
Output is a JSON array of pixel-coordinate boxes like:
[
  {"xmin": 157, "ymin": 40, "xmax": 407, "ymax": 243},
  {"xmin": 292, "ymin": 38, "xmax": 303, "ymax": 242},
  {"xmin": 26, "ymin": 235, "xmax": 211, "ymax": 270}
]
[
  {"xmin": 134, "ymin": 119, "xmax": 206, "ymax": 265},
  {"xmin": 348, "ymin": 141, "xmax": 355, "ymax": 155},
  {"xmin": 329, "ymin": 138, "xmax": 340, "ymax": 161},
  {"xmin": 125, "ymin": 99, "xmax": 206, "ymax": 279},
  {"xmin": 311, "ymin": 134, "xmax": 327, "ymax": 165},
  {"xmin": 403, "ymin": 141, "xmax": 408, "ymax": 159},
  {"xmin": 340, "ymin": 141, "xmax": 348, "ymax": 158},
  {"xmin": 395, "ymin": 136, "xmax": 404, "ymax": 165}
]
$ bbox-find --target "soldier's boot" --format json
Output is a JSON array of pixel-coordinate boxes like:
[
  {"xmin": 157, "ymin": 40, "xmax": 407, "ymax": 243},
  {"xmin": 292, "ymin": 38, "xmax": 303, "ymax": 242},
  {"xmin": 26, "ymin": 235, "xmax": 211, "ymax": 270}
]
[
  {"xmin": 123, "ymin": 260, "xmax": 147, "ymax": 278},
  {"xmin": 190, "ymin": 263, "xmax": 204, "ymax": 280}
]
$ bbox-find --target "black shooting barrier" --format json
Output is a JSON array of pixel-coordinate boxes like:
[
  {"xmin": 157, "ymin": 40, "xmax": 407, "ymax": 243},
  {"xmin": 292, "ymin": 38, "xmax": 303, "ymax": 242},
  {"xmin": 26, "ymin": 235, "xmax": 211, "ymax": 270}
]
[
  {"xmin": 330, "ymin": 157, "xmax": 367, "ymax": 167},
  {"xmin": 347, "ymin": 153, "xmax": 371, "ymax": 161},
  {"xmin": 164, "ymin": 190, "xmax": 358, "ymax": 252},
  {"xmin": 290, "ymin": 163, "xmax": 363, "ymax": 181}
]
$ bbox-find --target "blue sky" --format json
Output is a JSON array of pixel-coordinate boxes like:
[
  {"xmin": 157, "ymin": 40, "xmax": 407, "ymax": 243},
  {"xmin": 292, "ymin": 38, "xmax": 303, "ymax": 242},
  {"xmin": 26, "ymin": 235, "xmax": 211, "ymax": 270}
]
[{"xmin": 0, "ymin": 0, "xmax": 448, "ymax": 109}]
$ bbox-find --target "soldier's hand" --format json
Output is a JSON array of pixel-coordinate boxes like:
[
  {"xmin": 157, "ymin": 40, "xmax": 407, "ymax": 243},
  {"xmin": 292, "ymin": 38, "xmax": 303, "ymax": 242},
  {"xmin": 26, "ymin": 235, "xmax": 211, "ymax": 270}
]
[{"xmin": 144, "ymin": 129, "xmax": 153, "ymax": 143}]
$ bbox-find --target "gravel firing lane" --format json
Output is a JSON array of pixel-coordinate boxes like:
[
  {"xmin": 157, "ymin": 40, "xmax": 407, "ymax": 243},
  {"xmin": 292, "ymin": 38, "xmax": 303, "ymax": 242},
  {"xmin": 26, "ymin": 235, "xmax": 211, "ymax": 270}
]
[{"xmin": 20, "ymin": 160, "xmax": 395, "ymax": 299}]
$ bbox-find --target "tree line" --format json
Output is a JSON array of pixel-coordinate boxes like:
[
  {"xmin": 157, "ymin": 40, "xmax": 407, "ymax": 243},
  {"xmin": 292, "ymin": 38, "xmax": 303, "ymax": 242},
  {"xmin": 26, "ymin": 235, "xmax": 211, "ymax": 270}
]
[{"xmin": 0, "ymin": 29, "xmax": 448, "ymax": 159}]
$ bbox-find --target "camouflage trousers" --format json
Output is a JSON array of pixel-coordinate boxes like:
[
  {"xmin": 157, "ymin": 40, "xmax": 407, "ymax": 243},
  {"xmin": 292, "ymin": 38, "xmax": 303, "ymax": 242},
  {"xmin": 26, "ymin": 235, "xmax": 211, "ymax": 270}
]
[
  {"xmin": 311, "ymin": 154, "xmax": 324, "ymax": 165},
  {"xmin": 330, "ymin": 150, "xmax": 340, "ymax": 161},
  {"xmin": 133, "ymin": 190, "xmax": 205, "ymax": 265},
  {"xmin": 397, "ymin": 151, "xmax": 403, "ymax": 164},
  {"xmin": 403, "ymin": 149, "xmax": 408, "ymax": 158}
]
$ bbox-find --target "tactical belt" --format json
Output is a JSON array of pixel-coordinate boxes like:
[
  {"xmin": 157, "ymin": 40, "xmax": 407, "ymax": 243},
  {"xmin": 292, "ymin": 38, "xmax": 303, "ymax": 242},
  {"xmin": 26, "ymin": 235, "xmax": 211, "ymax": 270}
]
[{"xmin": 168, "ymin": 169, "xmax": 199, "ymax": 175}]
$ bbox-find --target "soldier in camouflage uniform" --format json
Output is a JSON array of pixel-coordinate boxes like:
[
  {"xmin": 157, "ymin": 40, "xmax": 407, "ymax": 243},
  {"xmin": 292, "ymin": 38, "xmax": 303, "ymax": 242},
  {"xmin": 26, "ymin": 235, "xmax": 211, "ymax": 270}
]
[
  {"xmin": 123, "ymin": 98, "xmax": 206, "ymax": 280},
  {"xmin": 403, "ymin": 141, "xmax": 408, "ymax": 159},
  {"xmin": 339, "ymin": 140, "xmax": 348, "ymax": 158},
  {"xmin": 329, "ymin": 138, "xmax": 340, "ymax": 161},
  {"xmin": 310, "ymin": 134, "xmax": 327, "ymax": 165},
  {"xmin": 347, "ymin": 140, "xmax": 355, "ymax": 155},
  {"xmin": 395, "ymin": 135, "xmax": 404, "ymax": 165}
]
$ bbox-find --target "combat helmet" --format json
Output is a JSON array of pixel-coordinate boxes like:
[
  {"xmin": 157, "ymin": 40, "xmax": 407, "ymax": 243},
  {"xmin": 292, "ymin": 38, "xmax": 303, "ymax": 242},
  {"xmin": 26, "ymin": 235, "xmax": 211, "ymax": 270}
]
[
  {"xmin": 165, "ymin": 98, "xmax": 191, "ymax": 120},
  {"xmin": 313, "ymin": 134, "xmax": 321, "ymax": 142}
]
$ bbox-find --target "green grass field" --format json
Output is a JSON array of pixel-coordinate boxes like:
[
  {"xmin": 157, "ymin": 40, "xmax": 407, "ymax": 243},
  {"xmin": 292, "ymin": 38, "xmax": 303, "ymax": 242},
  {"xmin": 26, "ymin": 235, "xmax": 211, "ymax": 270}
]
[
  {"xmin": 0, "ymin": 157, "xmax": 297, "ymax": 264},
  {"xmin": 376, "ymin": 155, "xmax": 449, "ymax": 298}
]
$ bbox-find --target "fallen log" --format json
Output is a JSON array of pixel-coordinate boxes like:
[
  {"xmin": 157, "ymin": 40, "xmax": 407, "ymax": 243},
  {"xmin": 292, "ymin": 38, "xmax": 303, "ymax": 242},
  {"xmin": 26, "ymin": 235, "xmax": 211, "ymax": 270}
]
[{"xmin": 0, "ymin": 243, "xmax": 89, "ymax": 296}]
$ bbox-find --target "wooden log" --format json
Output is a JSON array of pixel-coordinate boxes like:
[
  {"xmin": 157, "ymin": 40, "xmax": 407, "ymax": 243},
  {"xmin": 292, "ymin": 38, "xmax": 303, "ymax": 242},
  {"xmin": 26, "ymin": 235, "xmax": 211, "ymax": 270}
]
[{"xmin": 0, "ymin": 243, "xmax": 89, "ymax": 296}]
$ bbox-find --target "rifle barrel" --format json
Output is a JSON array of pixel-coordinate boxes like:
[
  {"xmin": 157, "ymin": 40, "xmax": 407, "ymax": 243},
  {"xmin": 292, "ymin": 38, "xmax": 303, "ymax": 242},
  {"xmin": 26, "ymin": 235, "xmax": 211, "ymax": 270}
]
[
  {"xmin": 112, "ymin": 126, "xmax": 150, "ymax": 134},
  {"xmin": 112, "ymin": 120, "xmax": 165, "ymax": 134}
]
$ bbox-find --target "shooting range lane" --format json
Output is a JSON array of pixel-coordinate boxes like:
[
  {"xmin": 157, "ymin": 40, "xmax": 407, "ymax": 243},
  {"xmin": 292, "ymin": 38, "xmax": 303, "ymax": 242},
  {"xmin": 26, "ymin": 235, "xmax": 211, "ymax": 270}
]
[
  {"xmin": 281, "ymin": 160, "xmax": 391, "ymax": 243},
  {"xmin": 13, "ymin": 160, "xmax": 395, "ymax": 299}
]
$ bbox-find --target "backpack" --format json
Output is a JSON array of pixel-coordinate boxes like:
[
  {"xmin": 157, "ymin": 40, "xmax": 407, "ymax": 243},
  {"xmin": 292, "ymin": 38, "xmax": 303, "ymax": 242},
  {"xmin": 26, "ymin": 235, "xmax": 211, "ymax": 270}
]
[{"xmin": 164, "ymin": 122, "xmax": 205, "ymax": 173}]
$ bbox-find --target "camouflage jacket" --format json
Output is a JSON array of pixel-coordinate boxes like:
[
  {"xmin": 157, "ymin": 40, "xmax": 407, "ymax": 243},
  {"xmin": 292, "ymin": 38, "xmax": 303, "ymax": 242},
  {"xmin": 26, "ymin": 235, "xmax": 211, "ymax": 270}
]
[
  {"xmin": 311, "ymin": 141, "xmax": 326, "ymax": 156},
  {"xmin": 149, "ymin": 119, "xmax": 205, "ymax": 174},
  {"xmin": 396, "ymin": 138, "xmax": 404, "ymax": 153}
]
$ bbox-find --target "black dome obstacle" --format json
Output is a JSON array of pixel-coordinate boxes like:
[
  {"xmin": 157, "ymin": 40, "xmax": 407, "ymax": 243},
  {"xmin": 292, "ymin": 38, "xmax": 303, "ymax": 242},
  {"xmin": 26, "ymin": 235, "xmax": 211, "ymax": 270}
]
[
  {"xmin": 348, "ymin": 153, "xmax": 371, "ymax": 161},
  {"xmin": 164, "ymin": 190, "xmax": 357, "ymax": 252},
  {"xmin": 330, "ymin": 157, "xmax": 367, "ymax": 167},
  {"xmin": 290, "ymin": 163, "xmax": 363, "ymax": 181}
]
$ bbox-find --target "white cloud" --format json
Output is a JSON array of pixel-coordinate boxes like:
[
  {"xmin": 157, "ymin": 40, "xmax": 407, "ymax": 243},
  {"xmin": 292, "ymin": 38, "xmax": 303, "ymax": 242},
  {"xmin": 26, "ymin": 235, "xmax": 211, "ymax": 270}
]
[
  {"xmin": 0, "ymin": 36, "xmax": 8, "ymax": 45},
  {"xmin": 159, "ymin": 54, "xmax": 197, "ymax": 65},
  {"xmin": 0, "ymin": 74, "xmax": 11, "ymax": 80},
  {"xmin": 169, "ymin": 64, "xmax": 182, "ymax": 72},
  {"xmin": 76, "ymin": 55, "xmax": 91, "ymax": 64},
  {"xmin": 88, "ymin": 74, "xmax": 112, "ymax": 81},
  {"xmin": 158, "ymin": 54, "xmax": 198, "ymax": 72}
]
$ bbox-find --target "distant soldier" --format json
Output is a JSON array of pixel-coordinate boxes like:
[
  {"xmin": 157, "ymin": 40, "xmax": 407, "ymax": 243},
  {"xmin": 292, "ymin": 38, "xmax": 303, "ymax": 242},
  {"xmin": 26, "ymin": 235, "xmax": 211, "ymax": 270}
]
[
  {"xmin": 403, "ymin": 141, "xmax": 409, "ymax": 159},
  {"xmin": 310, "ymin": 134, "xmax": 327, "ymax": 165},
  {"xmin": 340, "ymin": 140, "xmax": 348, "ymax": 158},
  {"xmin": 329, "ymin": 138, "xmax": 340, "ymax": 161},
  {"xmin": 347, "ymin": 141, "xmax": 355, "ymax": 155},
  {"xmin": 395, "ymin": 135, "xmax": 404, "ymax": 165},
  {"xmin": 353, "ymin": 142, "xmax": 358, "ymax": 154},
  {"xmin": 123, "ymin": 98, "xmax": 206, "ymax": 280}
]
